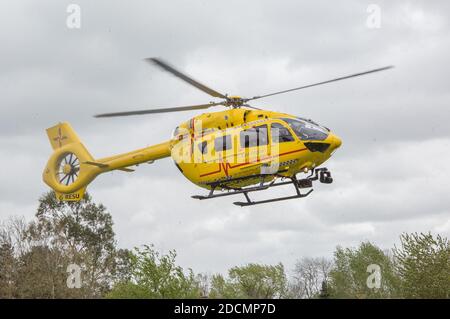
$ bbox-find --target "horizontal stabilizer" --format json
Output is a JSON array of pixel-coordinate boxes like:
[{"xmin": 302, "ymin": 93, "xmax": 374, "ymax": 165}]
[
  {"xmin": 84, "ymin": 161, "xmax": 109, "ymax": 168},
  {"xmin": 85, "ymin": 161, "xmax": 134, "ymax": 172}
]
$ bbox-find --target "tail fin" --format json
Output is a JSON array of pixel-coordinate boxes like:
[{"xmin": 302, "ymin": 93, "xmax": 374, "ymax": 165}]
[
  {"xmin": 43, "ymin": 122, "xmax": 172, "ymax": 201},
  {"xmin": 46, "ymin": 122, "xmax": 84, "ymax": 150}
]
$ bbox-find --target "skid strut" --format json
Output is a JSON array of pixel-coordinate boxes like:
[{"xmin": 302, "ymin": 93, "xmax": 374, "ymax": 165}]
[{"xmin": 192, "ymin": 167, "xmax": 333, "ymax": 206}]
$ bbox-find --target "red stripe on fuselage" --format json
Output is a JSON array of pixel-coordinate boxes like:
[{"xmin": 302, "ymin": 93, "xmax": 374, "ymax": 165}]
[{"xmin": 199, "ymin": 148, "xmax": 308, "ymax": 177}]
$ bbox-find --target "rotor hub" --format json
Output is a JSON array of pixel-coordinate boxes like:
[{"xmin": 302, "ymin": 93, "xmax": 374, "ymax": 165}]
[
  {"xmin": 225, "ymin": 96, "xmax": 246, "ymax": 108},
  {"xmin": 63, "ymin": 163, "xmax": 73, "ymax": 175},
  {"xmin": 57, "ymin": 153, "xmax": 80, "ymax": 186}
]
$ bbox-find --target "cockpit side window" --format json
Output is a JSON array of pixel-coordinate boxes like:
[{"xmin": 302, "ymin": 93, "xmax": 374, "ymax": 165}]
[
  {"xmin": 281, "ymin": 118, "xmax": 328, "ymax": 141},
  {"xmin": 271, "ymin": 123, "xmax": 295, "ymax": 143}
]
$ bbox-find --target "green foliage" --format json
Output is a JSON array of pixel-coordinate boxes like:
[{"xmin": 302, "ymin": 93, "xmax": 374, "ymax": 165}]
[
  {"xmin": 29, "ymin": 192, "xmax": 121, "ymax": 297},
  {"xmin": 209, "ymin": 274, "xmax": 247, "ymax": 299},
  {"xmin": 329, "ymin": 242, "xmax": 400, "ymax": 298},
  {"xmin": 394, "ymin": 232, "xmax": 449, "ymax": 298},
  {"xmin": 0, "ymin": 238, "xmax": 17, "ymax": 298},
  {"xmin": 0, "ymin": 192, "xmax": 128, "ymax": 298},
  {"xmin": 1, "ymin": 192, "xmax": 449, "ymax": 299},
  {"xmin": 32, "ymin": 192, "xmax": 116, "ymax": 258},
  {"xmin": 15, "ymin": 245, "xmax": 69, "ymax": 298},
  {"xmin": 209, "ymin": 263, "xmax": 287, "ymax": 299},
  {"xmin": 107, "ymin": 245, "xmax": 201, "ymax": 299}
]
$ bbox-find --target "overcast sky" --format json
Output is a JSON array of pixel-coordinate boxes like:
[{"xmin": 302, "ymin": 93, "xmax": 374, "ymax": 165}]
[{"xmin": 1, "ymin": 0, "xmax": 449, "ymax": 275}]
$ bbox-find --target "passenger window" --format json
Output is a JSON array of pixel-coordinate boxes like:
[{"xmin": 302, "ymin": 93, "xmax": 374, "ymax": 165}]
[
  {"xmin": 198, "ymin": 141, "xmax": 208, "ymax": 154},
  {"xmin": 240, "ymin": 125, "xmax": 268, "ymax": 148},
  {"xmin": 271, "ymin": 123, "xmax": 295, "ymax": 143},
  {"xmin": 214, "ymin": 135, "xmax": 232, "ymax": 152}
]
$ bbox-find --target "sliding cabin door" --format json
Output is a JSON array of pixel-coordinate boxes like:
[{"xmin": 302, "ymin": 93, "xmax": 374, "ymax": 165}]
[{"xmin": 236, "ymin": 124, "xmax": 269, "ymax": 173}]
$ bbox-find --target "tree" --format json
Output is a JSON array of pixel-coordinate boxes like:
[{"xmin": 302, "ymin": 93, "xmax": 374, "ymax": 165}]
[
  {"xmin": 209, "ymin": 263, "xmax": 287, "ymax": 299},
  {"xmin": 15, "ymin": 245, "xmax": 72, "ymax": 298},
  {"xmin": 319, "ymin": 280, "xmax": 330, "ymax": 298},
  {"xmin": 329, "ymin": 242, "xmax": 400, "ymax": 298},
  {"xmin": 196, "ymin": 273, "xmax": 210, "ymax": 298},
  {"xmin": 0, "ymin": 236, "xmax": 16, "ymax": 298},
  {"xmin": 209, "ymin": 273, "xmax": 246, "ymax": 299},
  {"xmin": 107, "ymin": 245, "xmax": 201, "ymax": 298},
  {"xmin": 0, "ymin": 217, "xmax": 28, "ymax": 298},
  {"xmin": 291, "ymin": 257, "xmax": 333, "ymax": 299},
  {"xmin": 394, "ymin": 232, "xmax": 449, "ymax": 298},
  {"xmin": 0, "ymin": 192, "xmax": 127, "ymax": 298},
  {"xmin": 25, "ymin": 191, "xmax": 121, "ymax": 297}
]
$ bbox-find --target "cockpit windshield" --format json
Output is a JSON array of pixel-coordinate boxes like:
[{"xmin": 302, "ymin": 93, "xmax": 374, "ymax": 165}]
[{"xmin": 281, "ymin": 118, "xmax": 329, "ymax": 141}]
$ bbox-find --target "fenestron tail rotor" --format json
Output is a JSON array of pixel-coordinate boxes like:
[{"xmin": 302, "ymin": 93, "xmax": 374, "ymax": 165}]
[
  {"xmin": 94, "ymin": 58, "xmax": 394, "ymax": 118},
  {"xmin": 57, "ymin": 153, "xmax": 80, "ymax": 186}
]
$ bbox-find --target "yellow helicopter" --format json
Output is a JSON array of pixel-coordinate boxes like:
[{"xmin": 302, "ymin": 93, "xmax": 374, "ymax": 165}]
[{"xmin": 42, "ymin": 58, "xmax": 392, "ymax": 206}]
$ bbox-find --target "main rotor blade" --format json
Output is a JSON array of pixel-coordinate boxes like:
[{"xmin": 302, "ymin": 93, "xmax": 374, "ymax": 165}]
[
  {"xmin": 94, "ymin": 102, "xmax": 223, "ymax": 118},
  {"xmin": 242, "ymin": 104, "xmax": 262, "ymax": 110},
  {"xmin": 248, "ymin": 66, "xmax": 394, "ymax": 101},
  {"xmin": 146, "ymin": 58, "xmax": 227, "ymax": 99}
]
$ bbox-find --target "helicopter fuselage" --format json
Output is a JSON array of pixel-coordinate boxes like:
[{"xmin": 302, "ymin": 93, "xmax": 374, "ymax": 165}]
[{"xmin": 170, "ymin": 108, "xmax": 342, "ymax": 189}]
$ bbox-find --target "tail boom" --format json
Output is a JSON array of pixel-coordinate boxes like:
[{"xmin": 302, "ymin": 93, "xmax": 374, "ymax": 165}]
[{"xmin": 43, "ymin": 122, "xmax": 171, "ymax": 201}]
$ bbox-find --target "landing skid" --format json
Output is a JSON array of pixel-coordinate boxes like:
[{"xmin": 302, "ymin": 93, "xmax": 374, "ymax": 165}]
[{"xmin": 192, "ymin": 168, "xmax": 333, "ymax": 207}]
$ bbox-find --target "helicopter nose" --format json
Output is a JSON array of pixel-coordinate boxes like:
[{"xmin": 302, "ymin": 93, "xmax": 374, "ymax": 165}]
[
  {"xmin": 334, "ymin": 135, "xmax": 342, "ymax": 149},
  {"xmin": 329, "ymin": 133, "xmax": 342, "ymax": 151},
  {"xmin": 328, "ymin": 133, "xmax": 342, "ymax": 155}
]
